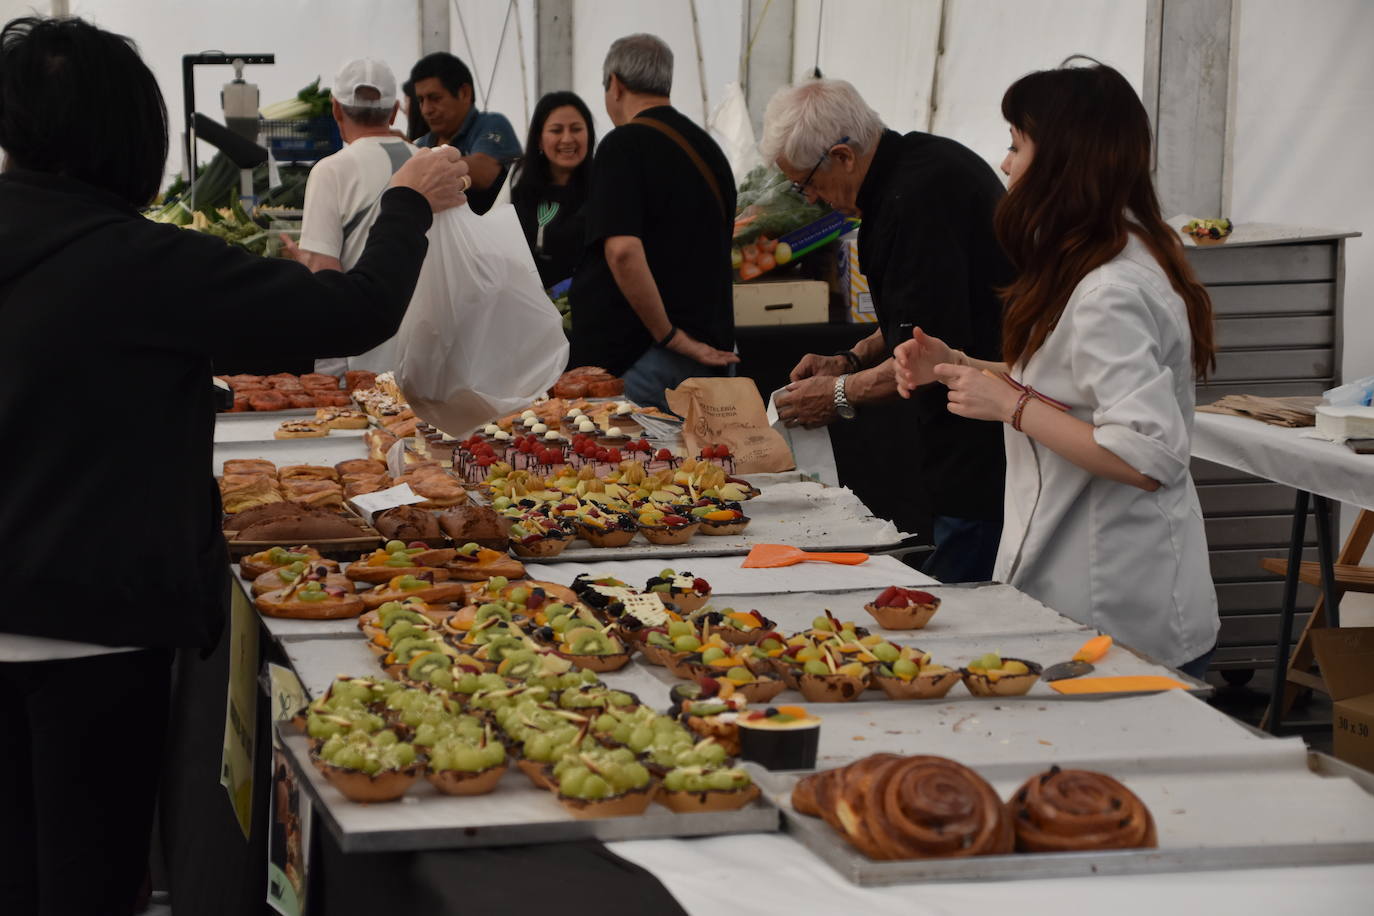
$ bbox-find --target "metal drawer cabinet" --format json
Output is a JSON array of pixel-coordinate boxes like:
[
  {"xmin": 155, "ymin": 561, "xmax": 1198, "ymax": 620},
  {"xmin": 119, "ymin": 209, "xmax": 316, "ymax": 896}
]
[{"xmin": 1186, "ymin": 226, "xmax": 1357, "ymax": 682}]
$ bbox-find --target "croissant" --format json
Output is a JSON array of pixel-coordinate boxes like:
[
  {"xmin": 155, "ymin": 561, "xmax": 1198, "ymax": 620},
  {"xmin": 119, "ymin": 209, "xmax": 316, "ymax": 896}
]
[
  {"xmin": 792, "ymin": 754, "xmax": 1013, "ymax": 860},
  {"xmin": 1006, "ymin": 767, "xmax": 1156, "ymax": 852},
  {"xmin": 224, "ymin": 459, "xmax": 277, "ymax": 477},
  {"xmin": 220, "ymin": 474, "xmax": 283, "ymax": 514},
  {"xmin": 336, "ymin": 459, "xmax": 388, "ymax": 477},
  {"xmin": 279, "ymin": 465, "xmax": 339, "ymax": 482}
]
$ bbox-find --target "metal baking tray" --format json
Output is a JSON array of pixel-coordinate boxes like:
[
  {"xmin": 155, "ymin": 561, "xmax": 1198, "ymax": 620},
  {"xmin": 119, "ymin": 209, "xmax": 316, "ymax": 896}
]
[
  {"xmin": 279, "ymin": 730, "xmax": 779, "ymax": 853},
  {"xmin": 759, "ymin": 751, "xmax": 1374, "ymax": 885}
]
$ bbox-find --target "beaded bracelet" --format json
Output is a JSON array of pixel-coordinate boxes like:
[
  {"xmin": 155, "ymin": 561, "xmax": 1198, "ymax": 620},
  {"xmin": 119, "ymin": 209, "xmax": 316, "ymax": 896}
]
[{"xmin": 1010, "ymin": 390, "xmax": 1035, "ymax": 431}]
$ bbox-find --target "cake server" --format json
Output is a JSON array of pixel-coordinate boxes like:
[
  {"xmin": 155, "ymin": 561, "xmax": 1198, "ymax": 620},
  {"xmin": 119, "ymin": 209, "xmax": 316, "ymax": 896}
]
[{"xmin": 1041, "ymin": 634, "xmax": 1114, "ymax": 682}]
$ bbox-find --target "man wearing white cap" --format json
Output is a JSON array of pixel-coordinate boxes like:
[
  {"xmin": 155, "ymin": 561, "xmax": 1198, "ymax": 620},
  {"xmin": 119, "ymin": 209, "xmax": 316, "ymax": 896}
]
[{"xmin": 286, "ymin": 57, "xmax": 470, "ymax": 373}]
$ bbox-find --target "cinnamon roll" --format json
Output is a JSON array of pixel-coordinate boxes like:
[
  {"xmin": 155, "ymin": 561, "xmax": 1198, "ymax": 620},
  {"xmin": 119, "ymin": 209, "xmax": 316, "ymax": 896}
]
[{"xmin": 1006, "ymin": 766, "xmax": 1156, "ymax": 852}]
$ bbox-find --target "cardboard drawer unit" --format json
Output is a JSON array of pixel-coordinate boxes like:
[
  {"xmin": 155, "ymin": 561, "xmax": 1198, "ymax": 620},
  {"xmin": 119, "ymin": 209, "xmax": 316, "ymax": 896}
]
[
  {"xmin": 1185, "ymin": 224, "xmax": 1360, "ymax": 672},
  {"xmin": 733, "ymin": 279, "xmax": 829, "ymax": 327}
]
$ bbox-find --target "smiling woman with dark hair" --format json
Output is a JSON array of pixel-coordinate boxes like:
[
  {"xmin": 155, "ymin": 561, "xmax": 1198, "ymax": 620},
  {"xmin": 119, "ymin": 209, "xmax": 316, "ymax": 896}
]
[
  {"xmin": 895, "ymin": 60, "xmax": 1220, "ymax": 675},
  {"xmin": 510, "ymin": 91, "xmax": 597, "ymax": 287},
  {"xmin": 0, "ymin": 16, "xmax": 470, "ymax": 914}
]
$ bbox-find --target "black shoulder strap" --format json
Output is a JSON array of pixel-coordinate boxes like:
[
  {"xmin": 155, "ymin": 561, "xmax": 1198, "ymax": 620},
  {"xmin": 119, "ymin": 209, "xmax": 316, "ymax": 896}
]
[{"xmin": 630, "ymin": 115, "xmax": 728, "ymax": 226}]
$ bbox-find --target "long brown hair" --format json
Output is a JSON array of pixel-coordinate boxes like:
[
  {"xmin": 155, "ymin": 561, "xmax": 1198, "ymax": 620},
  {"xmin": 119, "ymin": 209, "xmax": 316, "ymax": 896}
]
[{"xmin": 994, "ymin": 61, "xmax": 1215, "ymax": 378}]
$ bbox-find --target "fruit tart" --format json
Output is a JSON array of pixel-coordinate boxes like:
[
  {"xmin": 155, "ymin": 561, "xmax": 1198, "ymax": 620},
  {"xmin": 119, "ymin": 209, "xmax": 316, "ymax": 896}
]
[
  {"xmin": 692, "ymin": 607, "xmax": 777, "ymax": 646},
  {"xmin": 869, "ymin": 644, "xmax": 961, "ymax": 700},
  {"xmin": 644, "ymin": 569, "xmax": 711, "ymax": 613},
  {"xmin": 794, "ymin": 644, "xmax": 871, "ymax": 703},
  {"xmin": 345, "ymin": 540, "xmax": 456, "ymax": 584},
  {"xmin": 443, "ymin": 542, "xmax": 527, "ymax": 582},
  {"xmin": 1181, "ymin": 217, "xmax": 1232, "ymax": 246},
  {"xmin": 960, "ymin": 653, "xmax": 1042, "ymax": 697},
  {"xmin": 864, "ymin": 586, "xmax": 942, "ymax": 630},
  {"xmin": 359, "ymin": 598, "xmax": 446, "ymax": 644},
  {"xmin": 462, "ymin": 576, "xmax": 579, "ymax": 612},
  {"xmin": 240, "ymin": 545, "xmax": 323, "ymax": 580},
  {"xmin": 425, "ymin": 727, "xmax": 509, "ymax": 796},
  {"xmin": 639, "ymin": 620, "xmax": 709, "ymax": 672},
  {"xmin": 360, "ymin": 572, "xmax": 467, "ymax": 610},
  {"xmin": 671, "ymin": 681, "xmax": 748, "ymax": 755},
  {"xmin": 659, "ymin": 765, "xmax": 759, "ymax": 813},
  {"xmin": 554, "ymin": 624, "xmax": 632, "ymax": 673},
  {"xmin": 507, "ymin": 516, "xmax": 573, "ymax": 558},
  {"xmin": 689, "ymin": 501, "xmax": 751, "ymax": 536},
  {"xmin": 635, "ymin": 505, "xmax": 701, "ymax": 545},
  {"xmin": 250, "ymin": 559, "xmax": 347, "ymax": 596},
  {"xmin": 552, "ymin": 748, "xmax": 657, "ymax": 819},
  {"xmin": 256, "ymin": 573, "xmax": 365, "ymax": 620},
  {"xmin": 312, "ymin": 730, "xmax": 422, "ymax": 803},
  {"xmin": 601, "ymin": 592, "xmax": 677, "ymax": 646},
  {"xmin": 572, "ymin": 507, "xmax": 638, "ymax": 548}
]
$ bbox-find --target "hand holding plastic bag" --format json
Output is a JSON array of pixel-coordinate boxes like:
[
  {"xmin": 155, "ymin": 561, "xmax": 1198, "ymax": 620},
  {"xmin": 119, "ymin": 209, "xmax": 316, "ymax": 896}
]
[{"xmin": 393, "ymin": 204, "xmax": 568, "ymax": 434}]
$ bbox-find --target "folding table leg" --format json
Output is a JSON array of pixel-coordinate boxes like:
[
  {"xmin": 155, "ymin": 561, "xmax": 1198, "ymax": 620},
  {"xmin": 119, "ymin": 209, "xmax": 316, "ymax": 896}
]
[
  {"xmin": 1266, "ymin": 489, "xmax": 1309, "ymax": 735},
  {"xmin": 1313, "ymin": 496, "xmax": 1340, "ymax": 628}
]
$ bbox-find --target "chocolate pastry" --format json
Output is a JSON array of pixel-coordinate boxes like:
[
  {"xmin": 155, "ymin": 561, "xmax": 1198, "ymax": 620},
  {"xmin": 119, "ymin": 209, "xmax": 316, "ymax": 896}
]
[
  {"xmin": 373, "ymin": 506, "xmax": 441, "ymax": 541},
  {"xmin": 437, "ymin": 504, "xmax": 510, "ymax": 549}
]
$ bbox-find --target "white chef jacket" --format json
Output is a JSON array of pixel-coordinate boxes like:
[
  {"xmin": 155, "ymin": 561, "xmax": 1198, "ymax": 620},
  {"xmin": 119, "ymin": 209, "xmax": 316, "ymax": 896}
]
[{"xmin": 993, "ymin": 233, "xmax": 1219, "ymax": 668}]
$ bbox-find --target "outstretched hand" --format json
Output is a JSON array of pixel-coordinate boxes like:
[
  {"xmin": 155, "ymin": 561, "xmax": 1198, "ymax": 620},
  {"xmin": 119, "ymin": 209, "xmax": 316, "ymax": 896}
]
[{"xmin": 893, "ymin": 326, "xmax": 955, "ymax": 398}]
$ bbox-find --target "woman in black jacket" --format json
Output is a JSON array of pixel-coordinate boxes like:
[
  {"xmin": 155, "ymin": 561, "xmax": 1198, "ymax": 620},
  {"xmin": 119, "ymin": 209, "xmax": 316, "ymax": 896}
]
[
  {"xmin": 510, "ymin": 91, "xmax": 597, "ymax": 288},
  {"xmin": 0, "ymin": 17, "xmax": 468, "ymax": 915}
]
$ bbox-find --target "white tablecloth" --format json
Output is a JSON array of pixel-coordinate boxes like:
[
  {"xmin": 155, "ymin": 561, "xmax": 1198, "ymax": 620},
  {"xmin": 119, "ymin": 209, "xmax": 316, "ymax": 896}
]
[{"xmin": 1192, "ymin": 412, "xmax": 1374, "ymax": 509}]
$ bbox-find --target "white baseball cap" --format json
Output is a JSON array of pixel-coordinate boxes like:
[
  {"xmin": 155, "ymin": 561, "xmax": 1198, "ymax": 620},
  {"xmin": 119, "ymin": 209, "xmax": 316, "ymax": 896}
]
[{"xmin": 334, "ymin": 58, "xmax": 397, "ymax": 109}]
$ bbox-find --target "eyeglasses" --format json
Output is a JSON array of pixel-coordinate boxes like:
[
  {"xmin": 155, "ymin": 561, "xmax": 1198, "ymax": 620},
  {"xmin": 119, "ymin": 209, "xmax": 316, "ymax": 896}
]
[{"xmin": 791, "ymin": 136, "xmax": 850, "ymax": 195}]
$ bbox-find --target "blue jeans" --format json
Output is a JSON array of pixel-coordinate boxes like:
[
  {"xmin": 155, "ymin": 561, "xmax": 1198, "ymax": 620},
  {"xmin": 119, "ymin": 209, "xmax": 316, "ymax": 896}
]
[
  {"xmin": 922, "ymin": 515, "xmax": 1002, "ymax": 584},
  {"xmin": 622, "ymin": 346, "xmax": 736, "ymax": 413},
  {"xmin": 1177, "ymin": 644, "xmax": 1217, "ymax": 680}
]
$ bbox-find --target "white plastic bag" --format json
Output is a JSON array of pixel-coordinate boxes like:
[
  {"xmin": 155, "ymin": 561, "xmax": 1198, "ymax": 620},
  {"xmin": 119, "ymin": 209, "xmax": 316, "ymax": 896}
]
[{"xmin": 393, "ymin": 203, "xmax": 568, "ymax": 434}]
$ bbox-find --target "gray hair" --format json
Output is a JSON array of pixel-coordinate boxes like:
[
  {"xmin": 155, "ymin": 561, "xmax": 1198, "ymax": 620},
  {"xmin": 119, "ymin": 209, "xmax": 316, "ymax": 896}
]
[
  {"xmin": 759, "ymin": 79, "xmax": 885, "ymax": 170},
  {"xmin": 341, "ymin": 103, "xmax": 392, "ymax": 127},
  {"xmin": 602, "ymin": 33, "xmax": 672, "ymax": 96}
]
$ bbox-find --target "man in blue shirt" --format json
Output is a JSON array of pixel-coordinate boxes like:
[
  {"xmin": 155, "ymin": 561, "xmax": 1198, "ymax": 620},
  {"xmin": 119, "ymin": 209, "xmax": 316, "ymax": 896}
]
[{"xmin": 409, "ymin": 52, "xmax": 521, "ymax": 214}]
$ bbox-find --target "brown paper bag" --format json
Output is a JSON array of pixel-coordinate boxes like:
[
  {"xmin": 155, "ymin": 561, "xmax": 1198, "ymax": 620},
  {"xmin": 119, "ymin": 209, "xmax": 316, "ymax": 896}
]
[{"xmin": 665, "ymin": 378, "xmax": 796, "ymax": 474}]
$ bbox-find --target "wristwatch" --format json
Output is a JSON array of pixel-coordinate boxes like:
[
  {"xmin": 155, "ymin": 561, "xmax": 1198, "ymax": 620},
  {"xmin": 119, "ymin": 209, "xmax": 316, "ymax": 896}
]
[{"xmin": 834, "ymin": 375, "xmax": 857, "ymax": 420}]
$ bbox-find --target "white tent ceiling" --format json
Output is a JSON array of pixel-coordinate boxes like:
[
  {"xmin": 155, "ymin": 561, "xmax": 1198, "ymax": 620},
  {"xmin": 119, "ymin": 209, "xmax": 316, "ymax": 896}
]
[{"xmin": 1, "ymin": 0, "xmax": 1367, "ymax": 383}]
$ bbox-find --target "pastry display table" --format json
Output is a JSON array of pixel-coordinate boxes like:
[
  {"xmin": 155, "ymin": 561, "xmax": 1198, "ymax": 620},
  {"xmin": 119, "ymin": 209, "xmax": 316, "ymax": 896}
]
[
  {"xmin": 1192, "ymin": 411, "xmax": 1374, "ymax": 731},
  {"xmin": 156, "ymin": 411, "xmax": 1374, "ymax": 915}
]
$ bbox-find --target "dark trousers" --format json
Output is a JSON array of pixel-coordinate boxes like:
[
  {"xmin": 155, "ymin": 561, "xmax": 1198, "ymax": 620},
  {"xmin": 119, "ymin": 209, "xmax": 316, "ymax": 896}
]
[
  {"xmin": 922, "ymin": 515, "xmax": 1003, "ymax": 583},
  {"xmin": 0, "ymin": 648, "xmax": 173, "ymax": 916}
]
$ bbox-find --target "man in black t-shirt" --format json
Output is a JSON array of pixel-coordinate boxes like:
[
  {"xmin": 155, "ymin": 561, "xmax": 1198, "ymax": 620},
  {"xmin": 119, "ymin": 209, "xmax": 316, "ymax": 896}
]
[
  {"xmin": 568, "ymin": 33, "xmax": 738, "ymax": 410},
  {"xmin": 765, "ymin": 80, "xmax": 1011, "ymax": 583}
]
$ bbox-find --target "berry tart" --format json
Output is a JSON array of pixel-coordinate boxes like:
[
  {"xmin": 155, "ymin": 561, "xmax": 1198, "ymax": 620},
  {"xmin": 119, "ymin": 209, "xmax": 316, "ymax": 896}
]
[{"xmin": 863, "ymin": 586, "xmax": 942, "ymax": 630}]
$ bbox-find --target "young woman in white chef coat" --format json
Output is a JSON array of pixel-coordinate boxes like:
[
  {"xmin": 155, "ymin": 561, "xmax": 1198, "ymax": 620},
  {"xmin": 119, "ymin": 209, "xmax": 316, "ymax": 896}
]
[{"xmin": 894, "ymin": 60, "xmax": 1220, "ymax": 676}]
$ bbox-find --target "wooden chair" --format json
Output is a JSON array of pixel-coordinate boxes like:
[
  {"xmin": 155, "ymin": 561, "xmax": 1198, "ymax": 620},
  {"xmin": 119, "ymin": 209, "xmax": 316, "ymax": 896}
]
[{"xmin": 1260, "ymin": 508, "xmax": 1374, "ymax": 730}]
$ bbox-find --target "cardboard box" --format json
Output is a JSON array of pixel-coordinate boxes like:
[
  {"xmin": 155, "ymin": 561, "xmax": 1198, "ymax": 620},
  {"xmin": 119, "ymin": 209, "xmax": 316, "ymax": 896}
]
[
  {"xmin": 836, "ymin": 231, "xmax": 876, "ymax": 324},
  {"xmin": 733, "ymin": 279, "xmax": 829, "ymax": 326},
  {"xmin": 1311, "ymin": 627, "xmax": 1374, "ymax": 772}
]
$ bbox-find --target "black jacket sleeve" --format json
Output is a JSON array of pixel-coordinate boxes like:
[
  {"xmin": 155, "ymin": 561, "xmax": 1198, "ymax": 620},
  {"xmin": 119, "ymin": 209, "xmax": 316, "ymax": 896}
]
[{"xmin": 142, "ymin": 187, "xmax": 433, "ymax": 364}]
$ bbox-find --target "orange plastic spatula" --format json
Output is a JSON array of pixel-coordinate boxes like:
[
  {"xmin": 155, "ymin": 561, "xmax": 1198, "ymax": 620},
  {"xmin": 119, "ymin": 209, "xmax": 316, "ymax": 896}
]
[{"xmin": 741, "ymin": 544, "xmax": 870, "ymax": 568}]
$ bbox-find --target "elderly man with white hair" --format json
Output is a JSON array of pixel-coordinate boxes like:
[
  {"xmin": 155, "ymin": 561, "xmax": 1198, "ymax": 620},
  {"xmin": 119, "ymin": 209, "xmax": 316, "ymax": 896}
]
[{"xmin": 766, "ymin": 79, "xmax": 1011, "ymax": 583}]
